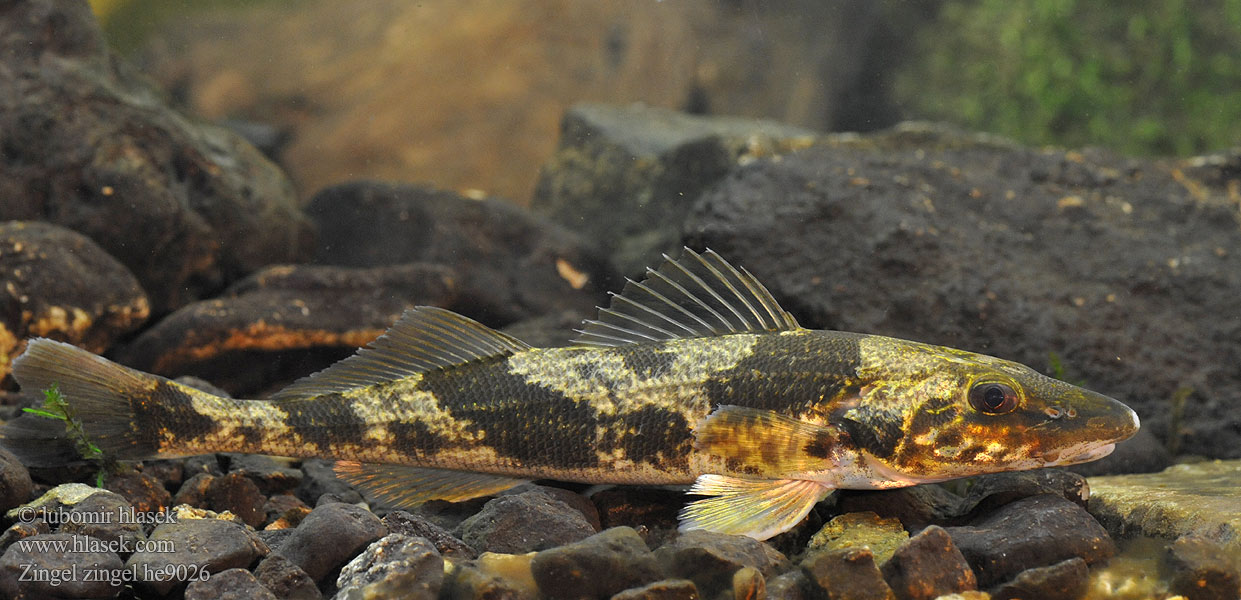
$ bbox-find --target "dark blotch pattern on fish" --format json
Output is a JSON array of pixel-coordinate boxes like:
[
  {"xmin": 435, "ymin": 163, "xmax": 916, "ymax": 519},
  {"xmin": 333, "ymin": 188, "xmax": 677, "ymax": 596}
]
[
  {"xmin": 137, "ymin": 382, "xmax": 222, "ymax": 449},
  {"xmin": 606, "ymin": 405, "xmax": 693, "ymax": 471},
  {"xmin": 704, "ymin": 332, "xmax": 862, "ymax": 415}
]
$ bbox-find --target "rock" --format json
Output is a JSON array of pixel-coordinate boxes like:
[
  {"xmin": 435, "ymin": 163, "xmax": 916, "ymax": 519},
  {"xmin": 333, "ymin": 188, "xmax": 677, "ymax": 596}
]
[
  {"xmin": 306, "ymin": 182, "xmax": 614, "ymax": 324},
  {"xmin": 530, "ymin": 527, "xmax": 664, "ymax": 600},
  {"xmin": 1167, "ymin": 532, "xmax": 1241, "ymax": 600},
  {"xmin": 732, "ymin": 567, "xmax": 765, "ymax": 600},
  {"xmin": 173, "ymin": 472, "xmax": 217, "ymax": 508},
  {"xmin": 0, "ymin": 222, "xmax": 147, "ymax": 385},
  {"xmin": 0, "ymin": 533, "xmax": 124, "ymax": 599},
  {"xmin": 442, "ymin": 556, "xmax": 538, "ymax": 600},
  {"xmin": 833, "ymin": 486, "xmax": 964, "ymax": 529},
  {"xmin": 140, "ymin": 459, "xmax": 187, "ymax": 492},
  {"xmin": 807, "ymin": 512, "xmax": 908, "ymax": 566},
  {"xmin": 684, "ymin": 123, "xmax": 1241, "ymax": 458},
  {"xmin": 513, "ymin": 485, "xmax": 602, "ymax": 532},
  {"xmin": 253, "ymin": 553, "xmax": 322, "ymax": 600},
  {"xmin": 206, "ymin": 472, "xmax": 267, "ymax": 529},
  {"xmin": 945, "ymin": 494, "xmax": 1114, "ymax": 587},
  {"xmin": 116, "ymin": 263, "xmax": 459, "ymax": 396},
  {"xmin": 185, "ymin": 454, "xmax": 226, "ymax": 477},
  {"xmin": 766, "ymin": 570, "xmax": 811, "ymax": 600},
  {"xmin": 0, "ymin": 521, "xmax": 49, "ymax": 554},
  {"xmin": 56, "ymin": 489, "xmax": 143, "ymax": 552},
  {"xmin": 612, "ymin": 579, "xmax": 700, "ymax": 600},
  {"xmin": 989, "ymin": 558, "xmax": 1089, "ymax": 600},
  {"xmin": 382, "ymin": 510, "xmax": 477, "ymax": 560},
  {"xmin": 953, "ymin": 469, "xmax": 1090, "ymax": 519},
  {"xmin": 297, "ymin": 459, "xmax": 363, "ymax": 507},
  {"xmin": 5, "ymin": 483, "xmax": 115, "ymax": 524},
  {"xmin": 0, "ymin": 2, "xmax": 312, "ymax": 313},
  {"xmin": 334, "ymin": 534, "xmax": 444, "ymax": 600},
  {"xmin": 137, "ymin": 1, "xmax": 878, "ymax": 203},
  {"xmin": 263, "ymin": 494, "xmax": 312, "ymax": 530},
  {"xmin": 534, "ymin": 103, "xmax": 818, "ymax": 273},
  {"xmin": 458, "ymin": 489, "xmax": 597, "ymax": 554},
  {"xmin": 0, "ymin": 448, "xmax": 33, "ymax": 513},
  {"xmin": 801, "ymin": 547, "xmax": 894, "ymax": 600},
  {"xmin": 186, "ymin": 567, "xmax": 277, "ymax": 600},
  {"xmin": 225, "ymin": 454, "xmax": 304, "ymax": 495},
  {"xmin": 879, "ymin": 526, "xmax": 976, "ymax": 600},
  {"xmin": 275, "ymin": 502, "xmax": 387, "ymax": 584},
  {"xmin": 1088, "ymin": 460, "xmax": 1241, "ymax": 555},
  {"xmin": 655, "ymin": 530, "xmax": 789, "ymax": 598},
  {"xmin": 125, "ymin": 517, "xmax": 269, "ymax": 597},
  {"xmin": 592, "ymin": 486, "xmax": 684, "ymax": 533},
  {"xmin": 103, "ymin": 470, "xmax": 172, "ymax": 514}
]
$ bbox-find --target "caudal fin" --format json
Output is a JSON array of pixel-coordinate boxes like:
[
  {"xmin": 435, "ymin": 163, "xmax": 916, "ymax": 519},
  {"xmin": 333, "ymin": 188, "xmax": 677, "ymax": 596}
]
[{"xmin": 4, "ymin": 338, "xmax": 162, "ymax": 466}]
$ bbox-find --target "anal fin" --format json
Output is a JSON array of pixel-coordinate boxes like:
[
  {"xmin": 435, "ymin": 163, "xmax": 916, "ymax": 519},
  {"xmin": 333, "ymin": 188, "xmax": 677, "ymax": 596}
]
[
  {"xmin": 334, "ymin": 461, "xmax": 528, "ymax": 507},
  {"xmin": 678, "ymin": 474, "xmax": 832, "ymax": 540}
]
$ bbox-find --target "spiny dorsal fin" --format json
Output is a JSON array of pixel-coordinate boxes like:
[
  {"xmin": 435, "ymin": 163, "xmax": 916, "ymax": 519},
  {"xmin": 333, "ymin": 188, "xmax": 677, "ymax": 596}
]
[
  {"xmin": 334, "ymin": 461, "xmax": 527, "ymax": 506},
  {"xmin": 573, "ymin": 248, "xmax": 800, "ymax": 347},
  {"xmin": 272, "ymin": 307, "xmax": 530, "ymax": 400}
]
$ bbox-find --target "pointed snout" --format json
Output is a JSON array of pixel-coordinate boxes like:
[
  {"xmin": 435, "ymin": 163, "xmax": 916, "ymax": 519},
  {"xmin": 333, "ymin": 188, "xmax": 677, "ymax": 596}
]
[{"xmin": 1078, "ymin": 389, "xmax": 1140, "ymax": 443}]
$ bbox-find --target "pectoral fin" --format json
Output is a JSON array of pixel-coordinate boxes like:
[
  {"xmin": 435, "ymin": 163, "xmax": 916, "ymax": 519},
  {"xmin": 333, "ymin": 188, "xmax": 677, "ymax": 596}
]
[
  {"xmin": 678, "ymin": 474, "xmax": 833, "ymax": 540},
  {"xmin": 334, "ymin": 461, "xmax": 528, "ymax": 507}
]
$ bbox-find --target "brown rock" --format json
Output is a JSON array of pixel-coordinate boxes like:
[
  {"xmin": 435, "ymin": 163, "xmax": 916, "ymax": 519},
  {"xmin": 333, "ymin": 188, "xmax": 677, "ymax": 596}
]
[
  {"xmin": 0, "ymin": 222, "xmax": 148, "ymax": 384},
  {"xmin": 0, "ymin": 2, "xmax": 312, "ymax": 313},
  {"xmin": 880, "ymin": 525, "xmax": 976, "ymax": 600},
  {"xmin": 136, "ymin": 1, "xmax": 882, "ymax": 203},
  {"xmin": 802, "ymin": 547, "xmax": 895, "ymax": 600},
  {"xmin": 104, "ymin": 470, "xmax": 173, "ymax": 514},
  {"xmin": 206, "ymin": 472, "xmax": 267, "ymax": 529}
]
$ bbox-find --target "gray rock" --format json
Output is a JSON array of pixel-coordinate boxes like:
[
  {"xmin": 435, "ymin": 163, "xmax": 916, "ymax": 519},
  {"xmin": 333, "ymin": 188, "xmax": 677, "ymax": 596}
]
[
  {"xmin": 0, "ymin": 449, "xmax": 32, "ymax": 514},
  {"xmin": 989, "ymin": 558, "xmax": 1089, "ymax": 600},
  {"xmin": 334, "ymin": 534, "xmax": 443, "ymax": 600},
  {"xmin": 766, "ymin": 570, "xmax": 810, "ymax": 600},
  {"xmin": 0, "ymin": 222, "xmax": 148, "ymax": 389},
  {"xmin": 611, "ymin": 579, "xmax": 700, "ymax": 600},
  {"xmin": 834, "ymin": 486, "xmax": 963, "ymax": 529},
  {"xmin": 0, "ymin": 1, "xmax": 312, "ymax": 313},
  {"xmin": 531, "ymin": 527, "xmax": 664, "ymax": 600},
  {"xmin": 458, "ymin": 489, "xmax": 597, "ymax": 554},
  {"xmin": 655, "ymin": 530, "xmax": 789, "ymax": 598},
  {"xmin": 801, "ymin": 547, "xmax": 894, "ymax": 600},
  {"xmin": 1167, "ymin": 532, "xmax": 1241, "ymax": 600},
  {"xmin": 57, "ymin": 490, "xmax": 144, "ymax": 553},
  {"xmin": 684, "ymin": 123, "xmax": 1241, "ymax": 459},
  {"xmin": 1087, "ymin": 460, "xmax": 1241, "ymax": 556},
  {"xmin": 945, "ymin": 494, "xmax": 1114, "ymax": 587},
  {"xmin": 275, "ymin": 502, "xmax": 387, "ymax": 584},
  {"xmin": 953, "ymin": 469, "xmax": 1090, "ymax": 519},
  {"xmin": 186, "ymin": 567, "xmax": 277, "ymax": 600},
  {"xmin": 0, "ymin": 533, "xmax": 124, "ymax": 599},
  {"xmin": 297, "ymin": 459, "xmax": 364, "ymax": 506},
  {"xmin": 306, "ymin": 181, "xmax": 615, "ymax": 325},
  {"xmin": 0, "ymin": 521, "xmax": 49, "ymax": 554},
  {"xmin": 879, "ymin": 525, "xmax": 976, "ymax": 600},
  {"xmin": 225, "ymin": 454, "xmax": 304, "ymax": 495},
  {"xmin": 254, "ymin": 553, "xmax": 322, "ymax": 600},
  {"xmin": 533, "ymin": 103, "xmax": 819, "ymax": 274},
  {"xmin": 125, "ymin": 517, "xmax": 269, "ymax": 597},
  {"xmin": 383, "ymin": 510, "xmax": 477, "ymax": 560}
]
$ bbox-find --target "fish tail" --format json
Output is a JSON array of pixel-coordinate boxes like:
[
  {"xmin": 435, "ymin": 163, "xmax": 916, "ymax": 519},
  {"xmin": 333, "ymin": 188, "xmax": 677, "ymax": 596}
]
[{"xmin": 4, "ymin": 338, "xmax": 222, "ymax": 466}]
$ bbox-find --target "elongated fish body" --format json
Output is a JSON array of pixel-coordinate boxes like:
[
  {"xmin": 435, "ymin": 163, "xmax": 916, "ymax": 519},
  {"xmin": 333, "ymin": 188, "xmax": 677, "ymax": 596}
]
[{"xmin": 3, "ymin": 249, "xmax": 1140, "ymax": 540}]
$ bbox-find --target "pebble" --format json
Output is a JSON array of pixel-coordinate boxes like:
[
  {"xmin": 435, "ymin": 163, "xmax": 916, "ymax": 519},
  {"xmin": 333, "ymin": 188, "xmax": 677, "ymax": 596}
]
[
  {"xmin": 173, "ymin": 472, "xmax": 218, "ymax": 508},
  {"xmin": 0, "ymin": 533, "xmax": 124, "ymax": 599},
  {"xmin": 732, "ymin": 566, "xmax": 765, "ymax": 600},
  {"xmin": 103, "ymin": 470, "xmax": 172, "ymax": 514},
  {"xmin": 0, "ymin": 521, "xmax": 49, "ymax": 554},
  {"xmin": 833, "ymin": 486, "xmax": 963, "ymax": 529},
  {"xmin": 655, "ymin": 529, "xmax": 789, "ymax": 598},
  {"xmin": 140, "ymin": 459, "xmax": 186, "ymax": 491},
  {"xmin": 801, "ymin": 547, "xmax": 894, "ymax": 600},
  {"xmin": 879, "ymin": 525, "xmax": 976, "ymax": 600},
  {"xmin": 224, "ymin": 453, "xmax": 304, "ymax": 495},
  {"xmin": 125, "ymin": 517, "xmax": 269, "ymax": 597},
  {"xmin": 945, "ymin": 494, "xmax": 1114, "ymax": 587},
  {"xmin": 263, "ymin": 494, "xmax": 312, "ymax": 529},
  {"xmin": 458, "ymin": 489, "xmax": 597, "ymax": 554},
  {"xmin": 206, "ymin": 471, "xmax": 268, "ymax": 528},
  {"xmin": 334, "ymin": 534, "xmax": 443, "ymax": 600},
  {"xmin": 185, "ymin": 567, "xmax": 277, "ymax": 600},
  {"xmin": 253, "ymin": 552, "xmax": 322, "ymax": 600},
  {"xmin": 1167, "ymin": 532, "xmax": 1241, "ymax": 600},
  {"xmin": 807, "ymin": 512, "xmax": 908, "ymax": 566},
  {"xmin": 383, "ymin": 510, "xmax": 477, "ymax": 559},
  {"xmin": 953, "ymin": 469, "xmax": 1090, "ymax": 518},
  {"xmin": 274, "ymin": 501, "xmax": 387, "ymax": 583},
  {"xmin": 612, "ymin": 579, "xmax": 701, "ymax": 600},
  {"xmin": 0, "ymin": 448, "xmax": 33, "ymax": 513},
  {"xmin": 443, "ymin": 557, "xmax": 537, "ymax": 600},
  {"xmin": 766, "ymin": 570, "xmax": 810, "ymax": 600},
  {"xmin": 531, "ymin": 526, "xmax": 664, "ymax": 599},
  {"xmin": 297, "ymin": 459, "xmax": 364, "ymax": 506},
  {"xmin": 57, "ymin": 489, "xmax": 144, "ymax": 552},
  {"xmin": 989, "ymin": 557, "xmax": 1088, "ymax": 600}
]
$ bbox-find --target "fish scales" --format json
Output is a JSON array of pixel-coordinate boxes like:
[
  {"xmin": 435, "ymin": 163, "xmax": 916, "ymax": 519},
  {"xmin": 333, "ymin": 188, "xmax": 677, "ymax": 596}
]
[{"xmin": 2, "ymin": 248, "xmax": 1139, "ymax": 540}]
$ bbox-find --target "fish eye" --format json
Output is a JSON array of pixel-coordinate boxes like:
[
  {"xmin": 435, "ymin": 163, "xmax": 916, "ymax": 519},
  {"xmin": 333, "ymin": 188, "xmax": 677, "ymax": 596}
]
[{"xmin": 969, "ymin": 381, "xmax": 1019, "ymax": 415}]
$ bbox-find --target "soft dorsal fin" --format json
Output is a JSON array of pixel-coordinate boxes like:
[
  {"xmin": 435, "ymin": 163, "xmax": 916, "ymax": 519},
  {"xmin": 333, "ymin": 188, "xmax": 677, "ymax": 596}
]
[
  {"xmin": 272, "ymin": 307, "xmax": 530, "ymax": 400},
  {"xmin": 572, "ymin": 248, "xmax": 800, "ymax": 347}
]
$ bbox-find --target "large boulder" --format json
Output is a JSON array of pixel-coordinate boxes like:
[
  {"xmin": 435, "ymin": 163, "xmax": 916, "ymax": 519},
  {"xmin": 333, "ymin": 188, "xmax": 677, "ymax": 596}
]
[{"xmin": 0, "ymin": 0, "xmax": 313, "ymax": 314}]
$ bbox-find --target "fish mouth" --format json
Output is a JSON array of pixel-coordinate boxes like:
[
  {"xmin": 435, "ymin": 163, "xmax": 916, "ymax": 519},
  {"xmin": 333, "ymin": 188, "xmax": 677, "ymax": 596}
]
[{"xmin": 1041, "ymin": 442, "xmax": 1115, "ymax": 466}]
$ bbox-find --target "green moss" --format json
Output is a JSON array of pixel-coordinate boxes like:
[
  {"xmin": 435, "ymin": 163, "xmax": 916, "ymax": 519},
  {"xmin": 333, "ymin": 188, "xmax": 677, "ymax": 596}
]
[
  {"xmin": 23, "ymin": 384, "xmax": 114, "ymax": 486},
  {"xmin": 893, "ymin": 0, "xmax": 1241, "ymax": 156}
]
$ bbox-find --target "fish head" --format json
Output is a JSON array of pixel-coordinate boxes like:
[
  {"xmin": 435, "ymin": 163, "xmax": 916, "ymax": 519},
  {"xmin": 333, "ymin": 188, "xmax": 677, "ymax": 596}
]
[{"xmin": 842, "ymin": 336, "xmax": 1140, "ymax": 484}]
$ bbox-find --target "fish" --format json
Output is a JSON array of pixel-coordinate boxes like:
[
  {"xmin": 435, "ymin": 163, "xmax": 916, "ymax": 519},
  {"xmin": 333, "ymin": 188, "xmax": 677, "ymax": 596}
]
[{"xmin": 1, "ymin": 248, "xmax": 1140, "ymax": 540}]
